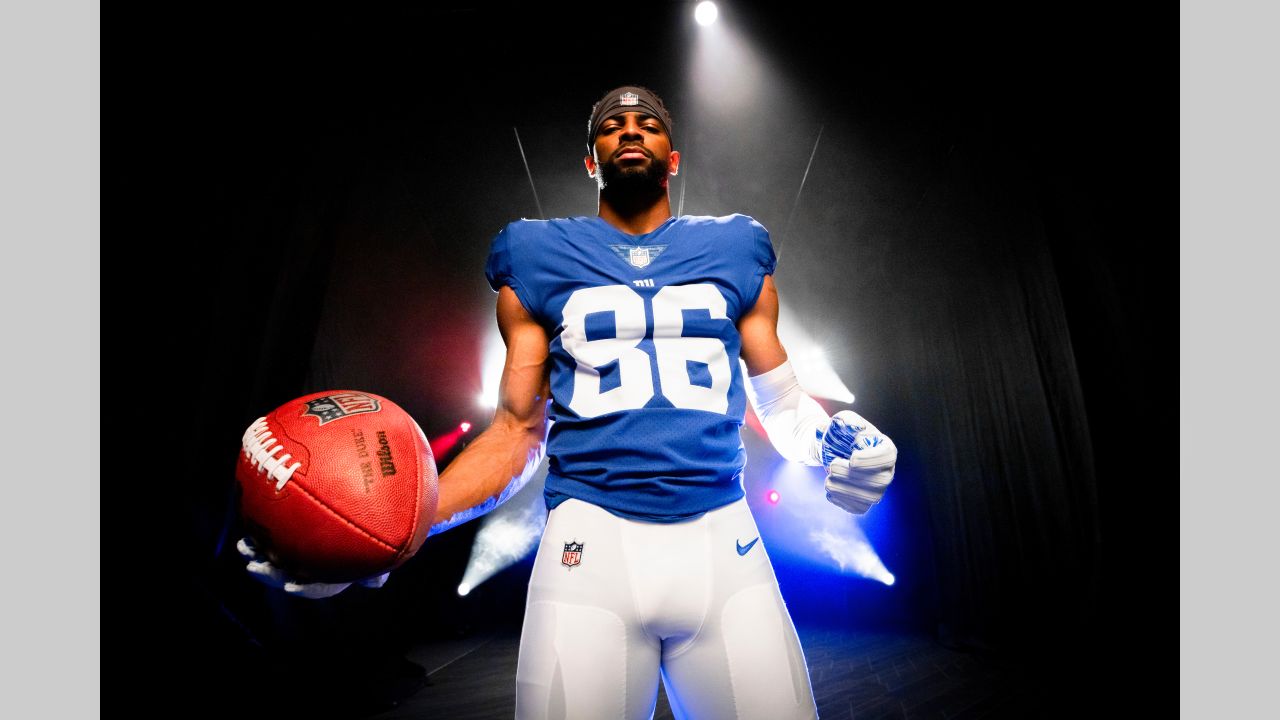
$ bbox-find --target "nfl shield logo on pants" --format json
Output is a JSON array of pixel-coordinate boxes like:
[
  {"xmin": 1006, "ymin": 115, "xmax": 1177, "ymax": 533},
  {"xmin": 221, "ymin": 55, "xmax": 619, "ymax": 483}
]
[{"xmin": 561, "ymin": 541, "xmax": 583, "ymax": 569}]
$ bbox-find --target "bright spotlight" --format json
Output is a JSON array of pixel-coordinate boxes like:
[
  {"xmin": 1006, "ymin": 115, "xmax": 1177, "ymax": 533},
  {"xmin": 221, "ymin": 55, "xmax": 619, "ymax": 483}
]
[
  {"xmin": 767, "ymin": 490, "xmax": 780, "ymax": 504},
  {"xmin": 694, "ymin": 1, "xmax": 718, "ymax": 26},
  {"xmin": 774, "ymin": 306, "xmax": 857, "ymax": 403},
  {"xmin": 457, "ymin": 582, "xmax": 471, "ymax": 597},
  {"xmin": 429, "ymin": 420, "xmax": 474, "ymax": 457}
]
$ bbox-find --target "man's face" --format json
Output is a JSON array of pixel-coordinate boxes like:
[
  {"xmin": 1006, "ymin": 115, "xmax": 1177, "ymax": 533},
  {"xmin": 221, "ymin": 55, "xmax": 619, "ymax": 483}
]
[{"xmin": 585, "ymin": 112, "xmax": 680, "ymax": 191}]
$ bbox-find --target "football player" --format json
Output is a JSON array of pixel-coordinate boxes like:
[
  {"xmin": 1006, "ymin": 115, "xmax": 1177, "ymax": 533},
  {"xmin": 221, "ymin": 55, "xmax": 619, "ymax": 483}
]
[{"xmin": 241, "ymin": 85, "xmax": 897, "ymax": 719}]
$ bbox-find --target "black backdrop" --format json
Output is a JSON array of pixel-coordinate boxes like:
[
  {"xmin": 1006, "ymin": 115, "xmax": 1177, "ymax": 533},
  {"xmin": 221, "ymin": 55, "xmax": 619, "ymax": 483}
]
[{"xmin": 117, "ymin": 4, "xmax": 1173, "ymax": 715}]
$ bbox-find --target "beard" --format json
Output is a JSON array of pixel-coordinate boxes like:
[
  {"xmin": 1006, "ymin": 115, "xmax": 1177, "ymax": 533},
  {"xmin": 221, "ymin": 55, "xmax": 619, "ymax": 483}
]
[{"xmin": 597, "ymin": 149, "xmax": 670, "ymax": 198}]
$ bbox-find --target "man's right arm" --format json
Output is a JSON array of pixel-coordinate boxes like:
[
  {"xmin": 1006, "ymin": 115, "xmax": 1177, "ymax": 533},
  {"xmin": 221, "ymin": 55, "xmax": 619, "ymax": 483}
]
[
  {"xmin": 428, "ymin": 285, "xmax": 552, "ymax": 534},
  {"xmin": 238, "ymin": 286, "xmax": 550, "ymax": 597}
]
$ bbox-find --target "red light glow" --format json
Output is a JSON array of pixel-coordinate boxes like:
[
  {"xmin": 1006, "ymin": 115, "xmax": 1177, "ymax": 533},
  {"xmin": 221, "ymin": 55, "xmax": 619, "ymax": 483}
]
[{"xmin": 767, "ymin": 490, "xmax": 780, "ymax": 504}]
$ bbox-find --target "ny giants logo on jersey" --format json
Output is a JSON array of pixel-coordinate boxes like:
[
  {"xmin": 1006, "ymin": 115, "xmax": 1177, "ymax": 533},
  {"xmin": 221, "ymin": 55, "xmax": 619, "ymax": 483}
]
[
  {"xmin": 302, "ymin": 392, "xmax": 382, "ymax": 425},
  {"xmin": 609, "ymin": 244, "xmax": 668, "ymax": 269},
  {"xmin": 561, "ymin": 541, "xmax": 584, "ymax": 569}
]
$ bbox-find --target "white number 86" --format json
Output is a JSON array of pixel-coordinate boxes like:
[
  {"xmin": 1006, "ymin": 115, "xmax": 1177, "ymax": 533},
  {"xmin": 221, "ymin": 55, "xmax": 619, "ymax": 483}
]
[{"xmin": 560, "ymin": 283, "xmax": 732, "ymax": 417}]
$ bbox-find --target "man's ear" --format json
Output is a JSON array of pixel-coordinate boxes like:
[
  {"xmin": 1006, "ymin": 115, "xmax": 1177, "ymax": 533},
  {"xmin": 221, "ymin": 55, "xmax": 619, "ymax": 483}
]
[
  {"xmin": 668, "ymin": 150, "xmax": 681, "ymax": 177},
  {"xmin": 584, "ymin": 154, "xmax": 598, "ymax": 178}
]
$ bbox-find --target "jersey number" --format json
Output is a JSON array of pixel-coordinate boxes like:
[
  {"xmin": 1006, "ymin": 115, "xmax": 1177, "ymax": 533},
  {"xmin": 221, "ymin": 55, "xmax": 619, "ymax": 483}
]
[{"xmin": 561, "ymin": 284, "xmax": 731, "ymax": 417}]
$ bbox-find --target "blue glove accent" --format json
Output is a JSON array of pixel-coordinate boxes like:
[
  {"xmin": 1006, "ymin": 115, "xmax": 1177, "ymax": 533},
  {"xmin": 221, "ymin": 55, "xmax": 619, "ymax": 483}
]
[{"xmin": 820, "ymin": 413, "xmax": 865, "ymax": 467}]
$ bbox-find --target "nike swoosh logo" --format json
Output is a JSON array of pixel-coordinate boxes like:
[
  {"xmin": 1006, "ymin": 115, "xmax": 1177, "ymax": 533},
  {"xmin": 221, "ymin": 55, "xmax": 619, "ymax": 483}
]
[{"xmin": 736, "ymin": 537, "xmax": 760, "ymax": 556}]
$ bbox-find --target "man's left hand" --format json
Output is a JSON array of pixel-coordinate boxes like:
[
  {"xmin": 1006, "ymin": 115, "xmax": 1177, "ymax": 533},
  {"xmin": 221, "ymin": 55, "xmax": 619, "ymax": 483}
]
[{"xmin": 820, "ymin": 410, "xmax": 897, "ymax": 515}]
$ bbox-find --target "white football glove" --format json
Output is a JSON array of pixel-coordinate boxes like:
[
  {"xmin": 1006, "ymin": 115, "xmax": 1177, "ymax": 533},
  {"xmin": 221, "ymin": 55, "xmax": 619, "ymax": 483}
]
[
  {"xmin": 237, "ymin": 537, "xmax": 389, "ymax": 599},
  {"xmin": 820, "ymin": 410, "xmax": 897, "ymax": 515}
]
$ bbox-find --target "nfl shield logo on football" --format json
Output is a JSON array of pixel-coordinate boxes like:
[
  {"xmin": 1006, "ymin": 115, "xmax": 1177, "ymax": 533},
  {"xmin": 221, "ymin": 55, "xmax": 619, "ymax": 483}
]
[
  {"xmin": 302, "ymin": 392, "xmax": 383, "ymax": 425},
  {"xmin": 629, "ymin": 247, "xmax": 651, "ymax": 268},
  {"xmin": 561, "ymin": 541, "xmax": 584, "ymax": 569},
  {"xmin": 620, "ymin": 92, "xmax": 639, "ymax": 106}
]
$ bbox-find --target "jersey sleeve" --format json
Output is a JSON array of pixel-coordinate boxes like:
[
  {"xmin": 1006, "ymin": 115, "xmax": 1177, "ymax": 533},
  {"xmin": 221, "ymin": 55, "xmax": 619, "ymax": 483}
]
[
  {"xmin": 484, "ymin": 222, "xmax": 540, "ymax": 318},
  {"xmin": 744, "ymin": 216, "xmax": 777, "ymax": 311}
]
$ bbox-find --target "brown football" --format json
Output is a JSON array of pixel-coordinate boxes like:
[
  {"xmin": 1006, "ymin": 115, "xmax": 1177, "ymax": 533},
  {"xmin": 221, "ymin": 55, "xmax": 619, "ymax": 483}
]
[{"xmin": 236, "ymin": 390, "xmax": 437, "ymax": 582}]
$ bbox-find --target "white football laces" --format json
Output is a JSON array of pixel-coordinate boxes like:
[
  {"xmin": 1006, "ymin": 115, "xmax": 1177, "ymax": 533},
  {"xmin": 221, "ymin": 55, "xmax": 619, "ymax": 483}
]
[{"xmin": 242, "ymin": 417, "xmax": 303, "ymax": 491}]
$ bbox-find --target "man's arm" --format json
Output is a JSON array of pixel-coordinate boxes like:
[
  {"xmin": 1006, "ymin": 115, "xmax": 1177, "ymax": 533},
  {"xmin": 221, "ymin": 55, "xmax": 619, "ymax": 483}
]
[
  {"xmin": 738, "ymin": 275, "xmax": 829, "ymax": 465},
  {"xmin": 738, "ymin": 275, "xmax": 789, "ymax": 376},
  {"xmin": 429, "ymin": 285, "xmax": 552, "ymax": 534},
  {"xmin": 738, "ymin": 275, "xmax": 897, "ymax": 515},
  {"xmin": 237, "ymin": 286, "xmax": 549, "ymax": 597}
]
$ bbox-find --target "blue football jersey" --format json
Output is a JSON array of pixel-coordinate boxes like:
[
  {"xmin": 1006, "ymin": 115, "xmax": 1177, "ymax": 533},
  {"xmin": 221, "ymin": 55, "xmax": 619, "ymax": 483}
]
[{"xmin": 485, "ymin": 214, "xmax": 777, "ymax": 522}]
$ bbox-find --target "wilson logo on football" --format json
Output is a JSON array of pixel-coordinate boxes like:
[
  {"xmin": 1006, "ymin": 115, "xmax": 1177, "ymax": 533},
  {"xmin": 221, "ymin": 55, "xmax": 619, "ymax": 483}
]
[
  {"xmin": 302, "ymin": 392, "xmax": 383, "ymax": 425},
  {"xmin": 242, "ymin": 417, "xmax": 302, "ymax": 491}
]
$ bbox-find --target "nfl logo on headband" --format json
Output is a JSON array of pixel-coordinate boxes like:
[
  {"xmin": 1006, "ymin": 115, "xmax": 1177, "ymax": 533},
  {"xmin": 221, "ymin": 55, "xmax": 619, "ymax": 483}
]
[{"xmin": 620, "ymin": 92, "xmax": 639, "ymax": 106}]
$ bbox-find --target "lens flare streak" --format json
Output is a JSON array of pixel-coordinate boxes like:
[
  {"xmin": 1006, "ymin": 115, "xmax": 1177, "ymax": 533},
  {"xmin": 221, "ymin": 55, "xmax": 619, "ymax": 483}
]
[
  {"xmin": 457, "ymin": 465, "xmax": 549, "ymax": 595},
  {"xmin": 808, "ymin": 527, "xmax": 894, "ymax": 585}
]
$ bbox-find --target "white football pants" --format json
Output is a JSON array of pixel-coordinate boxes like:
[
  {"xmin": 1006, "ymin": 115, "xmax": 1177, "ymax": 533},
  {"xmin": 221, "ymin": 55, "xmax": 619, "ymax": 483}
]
[{"xmin": 515, "ymin": 497, "xmax": 818, "ymax": 720}]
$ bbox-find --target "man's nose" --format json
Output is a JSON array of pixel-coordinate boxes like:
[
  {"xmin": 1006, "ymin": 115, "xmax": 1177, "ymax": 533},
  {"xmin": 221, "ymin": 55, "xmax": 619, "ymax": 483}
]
[{"xmin": 620, "ymin": 119, "xmax": 643, "ymax": 139}]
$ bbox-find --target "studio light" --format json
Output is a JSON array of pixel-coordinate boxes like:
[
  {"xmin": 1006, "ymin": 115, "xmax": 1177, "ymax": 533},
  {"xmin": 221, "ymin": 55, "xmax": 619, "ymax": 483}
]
[{"xmin": 695, "ymin": 1, "xmax": 718, "ymax": 26}]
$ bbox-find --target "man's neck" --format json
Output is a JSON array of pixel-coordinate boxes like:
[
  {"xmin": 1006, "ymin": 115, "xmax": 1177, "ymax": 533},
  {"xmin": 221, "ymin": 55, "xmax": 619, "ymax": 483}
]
[{"xmin": 597, "ymin": 194, "xmax": 674, "ymax": 236}]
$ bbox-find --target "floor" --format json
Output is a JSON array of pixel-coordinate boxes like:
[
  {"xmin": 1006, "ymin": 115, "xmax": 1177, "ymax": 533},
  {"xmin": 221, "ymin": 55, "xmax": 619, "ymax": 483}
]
[{"xmin": 352, "ymin": 624, "xmax": 1046, "ymax": 719}]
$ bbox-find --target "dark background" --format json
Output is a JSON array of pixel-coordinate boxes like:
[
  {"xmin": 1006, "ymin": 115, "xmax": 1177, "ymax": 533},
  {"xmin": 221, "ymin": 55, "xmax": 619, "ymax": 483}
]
[{"xmin": 117, "ymin": 3, "xmax": 1172, "ymax": 715}]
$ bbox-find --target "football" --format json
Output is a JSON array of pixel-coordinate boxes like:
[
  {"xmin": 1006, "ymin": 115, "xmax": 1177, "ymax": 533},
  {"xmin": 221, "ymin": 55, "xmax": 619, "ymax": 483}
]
[{"xmin": 236, "ymin": 390, "xmax": 438, "ymax": 583}]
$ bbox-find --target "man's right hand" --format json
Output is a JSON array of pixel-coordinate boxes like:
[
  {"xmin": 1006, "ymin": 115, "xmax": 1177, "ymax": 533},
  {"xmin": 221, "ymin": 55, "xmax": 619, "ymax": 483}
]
[{"xmin": 237, "ymin": 537, "xmax": 390, "ymax": 599}]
